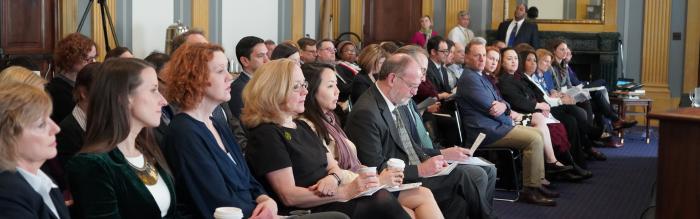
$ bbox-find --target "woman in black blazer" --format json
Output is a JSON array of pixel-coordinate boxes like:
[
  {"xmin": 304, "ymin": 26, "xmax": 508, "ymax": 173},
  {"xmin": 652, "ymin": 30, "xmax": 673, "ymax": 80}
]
[
  {"xmin": 66, "ymin": 58, "xmax": 178, "ymax": 218},
  {"xmin": 0, "ymin": 83, "xmax": 70, "ymax": 219},
  {"xmin": 350, "ymin": 44, "xmax": 389, "ymax": 104}
]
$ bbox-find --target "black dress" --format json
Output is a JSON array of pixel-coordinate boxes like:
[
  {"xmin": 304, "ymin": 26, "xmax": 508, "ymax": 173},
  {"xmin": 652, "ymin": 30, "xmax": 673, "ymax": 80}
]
[{"xmin": 246, "ymin": 120, "xmax": 409, "ymax": 219}]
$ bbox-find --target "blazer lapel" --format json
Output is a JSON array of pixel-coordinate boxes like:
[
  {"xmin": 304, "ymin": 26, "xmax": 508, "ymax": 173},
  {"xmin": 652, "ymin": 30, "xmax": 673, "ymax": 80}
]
[
  {"xmin": 369, "ymin": 86, "xmax": 404, "ymax": 151},
  {"xmin": 49, "ymin": 188, "xmax": 70, "ymax": 219}
]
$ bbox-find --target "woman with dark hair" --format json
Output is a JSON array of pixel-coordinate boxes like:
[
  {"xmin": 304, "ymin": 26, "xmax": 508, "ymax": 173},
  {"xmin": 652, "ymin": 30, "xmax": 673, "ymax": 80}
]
[
  {"xmin": 300, "ymin": 62, "xmax": 443, "ymax": 219},
  {"xmin": 0, "ymin": 83, "xmax": 69, "ymax": 219},
  {"xmin": 350, "ymin": 44, "xmax": 389, "ymax": 104},
  {"xmin": 410, "ymin": 16, "xmax": 438, "ymax": 47},
  {"xmin": 105, "ymin": 46, "xmax": 134, "ymax": 60},
  {"xmin": 66, "ymin": 58, "xmax": 177, "ymax": 218},
  {"xmin": 271, "ymin": 42, "xmax": 301, "ymax": 64},
  {"xmin": 243, "ymin": 59, "xmax": 410, "ymax": 218},
  {"xmin": 336, "ymin": 41, "xmax": 358, "ymax": 64},
  {"xmin": 48, "ymin": 33, "xmax": 97, "ymax": 123}
]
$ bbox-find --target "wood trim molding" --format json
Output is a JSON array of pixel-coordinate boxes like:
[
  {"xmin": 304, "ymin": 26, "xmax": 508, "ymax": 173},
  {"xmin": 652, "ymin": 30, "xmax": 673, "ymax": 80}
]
[
  {"xmin": 91, "ymin": 0, "xmax": 116, "ymax": 61},
  {"xmin": 291, "ymin": 0, "xmax": 304, "ymax": 41},
  {"xmin": 422, "ymin": 0, "xmax": 433, "ymax": 20},
  {"xmin": 349, "ymin": 0, "xmax": 362, "ymax": 43},
  {"xmin": 491, "ymin": 0, "xmax": 617, "ymax": 32},
  {"xmin": 683, "ymin": 0, "xmax": 700, "ymax": 92},
  {"xmin": 60, "ymin": 0, "xmax": 77, "ymax": 38},
  {"xmin": 192, "ymin": 0, "xmax": 209, "ymax": 36},
  {"xmin": 641, "ymin": 0, "xmax": 672, "ymax": 117},
  {"xmin": 444, "ymin": 0, "xmax": 468, "ymax": 37}
]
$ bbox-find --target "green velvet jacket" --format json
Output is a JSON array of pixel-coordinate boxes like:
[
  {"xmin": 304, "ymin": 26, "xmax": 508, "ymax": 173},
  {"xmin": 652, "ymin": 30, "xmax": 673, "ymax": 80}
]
[{"xmin": 66, "ymin": 149, "xmax": 178, "ymax": 219}]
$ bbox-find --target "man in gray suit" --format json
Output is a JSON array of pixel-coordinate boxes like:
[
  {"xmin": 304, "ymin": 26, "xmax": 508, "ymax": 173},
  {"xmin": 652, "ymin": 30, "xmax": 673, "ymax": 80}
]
[
  {"xmin": 457, "ymin": 37, "xmax": 555, "ymax": 206},
  {"xmin": 345, "ymin": 53, "xmax": 493, "ymax": 219}
]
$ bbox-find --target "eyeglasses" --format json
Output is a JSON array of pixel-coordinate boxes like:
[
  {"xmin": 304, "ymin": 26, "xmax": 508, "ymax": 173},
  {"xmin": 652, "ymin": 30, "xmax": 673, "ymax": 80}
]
[
  {"xmin": 396, "ymin": 75, "xmax": 420, "ymax": 90},
  {"xmin": 437, "ymin": 49, "xmax": 450, "ymax": 54},
  {"xmin": 292, "ymin": 81, "xmax": 309, "ymax": 92},
  {"xmin": 321, "ymin": 47, "xmax": 337, "ymax": 53},
  {"xmin": 84, "ymin": 55, "xmax": 97, "ymax": 63}
]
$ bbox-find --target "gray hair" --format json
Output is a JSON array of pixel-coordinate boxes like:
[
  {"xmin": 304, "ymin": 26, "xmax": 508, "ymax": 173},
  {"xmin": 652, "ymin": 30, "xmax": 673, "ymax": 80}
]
[{"xmin": 466, "ymin": 37, "xmax": 487, "ymax": 52}]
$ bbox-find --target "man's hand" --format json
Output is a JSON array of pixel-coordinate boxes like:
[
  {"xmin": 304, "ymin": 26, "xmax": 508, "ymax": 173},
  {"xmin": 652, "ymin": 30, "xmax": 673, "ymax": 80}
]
[
  {"xmin": 440, "ymin": 146, "xmax": 472, "ymax": 161},
  {"xmin": 438, "ymin": 92, "xmax": 451, "ymax": 100},
  {"xmin": 378, "ymin": 169, "xmax": 404, "ymax": 187},
  {"xmin": 561, "ymin": 95, "xmax": 575, "ymax": 105},
  {"xmin": 250, "ymin": 195, "xmax": 277, "ymax": 219},
  {"xmin": 427, "ymin": 102, "xmax": 441, "ymax": 113},
  {"xmin": 417, "ymin": 155, "xmax": 448, "ymax": 177},
  {"xmin": 489, "ymin": 101, "xmax": 507, "ymax": 117}
]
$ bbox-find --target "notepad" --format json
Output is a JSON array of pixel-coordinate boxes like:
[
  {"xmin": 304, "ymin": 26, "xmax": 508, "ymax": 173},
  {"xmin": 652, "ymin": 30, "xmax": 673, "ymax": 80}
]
[
  {"xmin": 425, "ymin": 162, "xmax": 459, "ymax": 178},
  {"xmin": 386, "ymin": 182, "xmax": 423, "ymax": 192},
  {"xmin": 446, "ymin": 157, "xmax": 495, "ymax": 166}
]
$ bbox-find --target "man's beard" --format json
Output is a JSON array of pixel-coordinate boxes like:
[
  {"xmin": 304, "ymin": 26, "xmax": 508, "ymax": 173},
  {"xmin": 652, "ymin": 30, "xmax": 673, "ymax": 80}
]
[{"xmin": 389, "ymin": 87, "xmax": 411, "ymax": 106}]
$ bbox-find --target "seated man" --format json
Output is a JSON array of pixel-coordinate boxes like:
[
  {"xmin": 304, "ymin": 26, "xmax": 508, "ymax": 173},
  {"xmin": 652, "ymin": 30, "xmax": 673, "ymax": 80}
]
[
  {"xmin": 345, "ymin": 53, "xmax": 495, "ymax": 219},
  {"xmin": 456, "ymin": 37, "xmax": 556, "ymax": 206},
  {"xmin": 395, "ymin": 45, "xmax": 498, "ymax": 218}
]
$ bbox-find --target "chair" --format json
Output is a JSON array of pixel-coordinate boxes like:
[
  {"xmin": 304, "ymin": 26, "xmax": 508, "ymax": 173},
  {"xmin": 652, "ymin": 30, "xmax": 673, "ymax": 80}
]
[{"xmin": 454, "ymin": 103, "xmax": 522, "ymax": 201}]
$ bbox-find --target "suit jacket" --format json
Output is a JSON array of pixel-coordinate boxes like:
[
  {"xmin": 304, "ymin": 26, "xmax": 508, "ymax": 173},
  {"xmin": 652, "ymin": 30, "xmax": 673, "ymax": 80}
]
[
  {"xmin": 46, "ymin": 76, "xmax": 75, "ymax": 123},
  {"xmin": 350, "ymin": 71, "xmax": 372, "ymax": 104},
  {"xmin": 496, "ymin": 19, "xmax": 540, "ymax": 48},
  {"xmin": 228, "ymin": 72, "xmax": 250, "ymax": 119},
  {"xmin": 66, "ymin": 149, "xmax": 178, "ymax": 219},
  {"xmin": 456, "ymin": 68, "xmax": 514, "ymax": 146},
  {"xmin": 0, "ymin": 171, "xmax": 71, "ymax": 219},
  {"xmin": 497, "ymin": 72, "xmax": 544, "ymax": 114},
  {"xmin": 427, "ymin": 59, "xmax": 451, "ymax": 93},
  {"xmin": 344, "ymin": 85, "xmax": 430, "ymax": 182},
  {"xmin": 335, "ymin": 64, "xmax": 356, "ymax": 102}
]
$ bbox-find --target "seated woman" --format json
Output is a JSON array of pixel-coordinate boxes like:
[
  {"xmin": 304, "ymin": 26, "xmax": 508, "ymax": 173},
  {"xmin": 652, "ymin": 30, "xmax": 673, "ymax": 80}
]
[
  {"xmin": 0, "ymin": 83, "xmax": 69, "ymax": 219},
  {"xmin": 350, "ymin": 44, "xmax": 388, "ymax": 104},
  {"xmin": 300, "ymin": 62, "xmax": 443, "ymax": 219},
  {"xmin": 495, "ymin": 48, "xmax": 575, "ymax": 180},
  {"xmin": 0, "ymin": 66, "xmax": 47, "ymax": 88},
  {"xmin": 104, "ymin": 46, "xmax": 134, "ymax": 60},
  {"xmin": 66, "ymin": 58, "xmax": 178, "ymax": 218},
  {"xmin": 242, "ymin": 59, "xmax": 411, "ymax": 218}
]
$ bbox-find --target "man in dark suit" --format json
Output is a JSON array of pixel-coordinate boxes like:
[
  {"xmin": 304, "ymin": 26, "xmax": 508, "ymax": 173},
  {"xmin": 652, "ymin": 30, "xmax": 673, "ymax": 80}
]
[
  {"xmin": 457, "ymin": 37, "xmax": 555, "ymax": 206},
  {"xmin": 229, "ymin": 36, "xmax": 270, "ymax": 119},
  {"xmin": 496, "ymin": 3, "xmax": 540, "ymax": 48},
  {"xmin": 426, "ymin": 36, "xmax": 453, "ymax": 95},
  {"xmin": 345, "ymin": 53, "xmax": 494, "ymax": 219}
]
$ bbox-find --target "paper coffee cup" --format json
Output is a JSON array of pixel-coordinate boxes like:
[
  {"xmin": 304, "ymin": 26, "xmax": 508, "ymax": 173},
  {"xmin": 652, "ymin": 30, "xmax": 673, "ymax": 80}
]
[
  {"xmin": 386, "ymin": 158, "xmax": 405, "ymax": 171},
  {"xmin": 214, "ymin": 207, "xmax": 243, "ymax": 219},
  {"xmin": 358, "ymin": 166, "xmax": 377, "ymax": 175}
]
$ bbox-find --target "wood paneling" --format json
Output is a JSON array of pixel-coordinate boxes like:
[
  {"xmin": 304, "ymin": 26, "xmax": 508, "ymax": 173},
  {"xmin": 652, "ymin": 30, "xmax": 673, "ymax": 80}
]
[
  {"xmin": 491, "ymin": 0, "xmax": 617, "ymax": 32},
  {"xmin": 192, "ymin": 0, "xmax": 209, "ymax": 36},
  {"xmin": 1, "ymin": 0, "xmax": 56, "ymax": 55},
  {"xmin": 641, "ymin": 0, "xmax": 672, "ymax": 119},
  {"xmin": 91, "ymin": 0, "xmax": 116, "ymax": 61},
  {"xmin": 444, "ymin": 0, "xmax": 468, "ymax": 37},
  {"xmin": 421, "ymin": 0, "xmax": 432, "ymax": 19},
  {"xmin": 684, "ymin": 0, "xmax": 700, "ymax": 92},
  {"xmin": 363, "ymin": 0, "xmax": 422, "ymax": 44},
  {"xmin": 291, "ymin": 0, "xmax": 304, "ymax": 41}
]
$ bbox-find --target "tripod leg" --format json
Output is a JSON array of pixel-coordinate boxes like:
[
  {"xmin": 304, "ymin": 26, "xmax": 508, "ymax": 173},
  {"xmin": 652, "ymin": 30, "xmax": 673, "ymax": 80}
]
[
  {"xmin": 102, "ymin": 2, "xmax": 120, "ymax": 47},
  {"xmin": 99, "ymin": 2, "xmax": 110, "ymax": 52},
  {"xmin": 77, "ymin": 0, "xmax": 95, "ymax": 32}
]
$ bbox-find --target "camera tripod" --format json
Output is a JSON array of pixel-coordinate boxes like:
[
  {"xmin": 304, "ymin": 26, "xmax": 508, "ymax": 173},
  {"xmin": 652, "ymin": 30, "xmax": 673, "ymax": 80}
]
[{"xmin": 77, "ymin": 0, "xmax": 119, "ymax": 52}]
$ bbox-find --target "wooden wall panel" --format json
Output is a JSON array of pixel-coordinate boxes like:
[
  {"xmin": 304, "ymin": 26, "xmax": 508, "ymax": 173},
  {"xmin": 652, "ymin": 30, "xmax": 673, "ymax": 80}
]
[
  {"xmin": 641, "ymin": 0, "xmax": 672, "ymax": 121},
  {"xmin": 422, "ymin": 0, "xmax": 433, "ymax": 19},
  {"xmin": 444, "ymin": 0, "xmax": 468, "ymax": 36},
  {"xmin": 684, "ymin": 0, "xmax": 700, "ymax": 92}
]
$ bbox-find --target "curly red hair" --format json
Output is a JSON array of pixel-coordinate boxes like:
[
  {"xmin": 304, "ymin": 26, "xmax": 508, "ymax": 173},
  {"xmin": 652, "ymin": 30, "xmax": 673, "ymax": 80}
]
[
  {"xmin": 161, "ymin": 43, "xmax": 225, "ymax": 111},
  {"xmin": 53, "ymin": 33, "xmax": 96, "ymax": 72}
]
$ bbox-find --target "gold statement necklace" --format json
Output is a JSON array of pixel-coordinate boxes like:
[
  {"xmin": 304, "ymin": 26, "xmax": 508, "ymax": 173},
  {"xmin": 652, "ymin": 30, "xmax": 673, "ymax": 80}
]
[{"xmin": 127, "ymin": 156, "xmax": 159, "ymax": 186}]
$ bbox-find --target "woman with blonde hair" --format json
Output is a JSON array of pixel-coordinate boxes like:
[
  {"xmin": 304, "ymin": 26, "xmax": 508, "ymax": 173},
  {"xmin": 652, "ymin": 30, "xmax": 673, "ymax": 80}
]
[
  {"xmin": 0, "ymin": 66, "xmax": 47, "ymax": 88},
  {"xmin": 350, "ymin": 44, "xmax": 389, "ymax": 104},
  {"xmin": 0, "ymin": 82, "xmax": 68, "ymax": 218},
  {"xmin": 243, "ymin": 59, "xmax": 411, "ymax": 218}
]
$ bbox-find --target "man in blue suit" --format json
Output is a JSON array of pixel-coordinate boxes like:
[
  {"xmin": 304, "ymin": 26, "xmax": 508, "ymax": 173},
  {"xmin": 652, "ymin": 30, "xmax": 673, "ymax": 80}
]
[
  {"xmin": 456, "ymin": 37, "xmax": 556, "ymax": 206},
  {"xmin": 496, "ymin": 3, "xmax": 540, "ymax": 48}
]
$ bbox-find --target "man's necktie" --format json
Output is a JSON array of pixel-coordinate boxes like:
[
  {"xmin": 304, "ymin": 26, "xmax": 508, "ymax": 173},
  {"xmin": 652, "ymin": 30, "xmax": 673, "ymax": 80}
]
[
  {"xmin": 392, "ymin": 109, "xmax": 421, "ymax": 165},
  {"xmin": 507, "ymin": 22, "xmax": 519, "ymax": 47}
]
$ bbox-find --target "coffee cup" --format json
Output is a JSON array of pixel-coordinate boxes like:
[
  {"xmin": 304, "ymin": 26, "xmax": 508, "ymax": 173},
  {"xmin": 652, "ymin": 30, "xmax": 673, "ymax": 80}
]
[
  {"xmin": 214, "ymin": 207, "xmax": 243, "ymax": 219},
  {"xmin": 386, "ymin": 158, "xmax": 406, "ymax": 171},
  {"xmin": 358, "ymin": 166, "xmax": 377, "ymax": 175}
]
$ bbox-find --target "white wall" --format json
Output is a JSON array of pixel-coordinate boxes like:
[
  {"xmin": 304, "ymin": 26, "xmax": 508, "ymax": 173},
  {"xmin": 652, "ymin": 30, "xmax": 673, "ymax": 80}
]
[
  {"xmin": 529, "ymin": 0, "xmax": 564, "ymax": 20},
  {"xmin": 131, "ymin": 0, "xmax": 174, "ymax": 58},
  {"xmin": 221, "ymin": 0, "xmax": 279, "ymax": 66}
]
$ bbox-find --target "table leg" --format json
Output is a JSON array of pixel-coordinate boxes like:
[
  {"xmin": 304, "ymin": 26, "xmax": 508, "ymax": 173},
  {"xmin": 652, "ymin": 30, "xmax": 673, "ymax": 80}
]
[{"xmin": 646, "ymin": 101, "xmax": 651, "ymax": 144}]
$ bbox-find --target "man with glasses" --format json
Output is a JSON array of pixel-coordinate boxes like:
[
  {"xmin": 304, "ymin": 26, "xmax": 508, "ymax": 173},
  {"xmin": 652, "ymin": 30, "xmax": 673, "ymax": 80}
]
[
  {"xmin": 425, "ymin": 36, "xmax": 453, "ymax": 99},
  {"xmin": 346, "ymin": 53, "xmax": 494, "ymax": 219},
  {"xmin": 297, "ymin": 37, "xmax": 318, "ymax": 64}
]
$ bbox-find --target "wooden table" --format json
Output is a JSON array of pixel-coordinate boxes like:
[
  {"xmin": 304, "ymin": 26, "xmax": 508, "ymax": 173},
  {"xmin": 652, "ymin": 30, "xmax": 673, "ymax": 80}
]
[
  {"xmin": 648, "ymin": 108, "xmax": 700, "ymax": 218},
  {"xmin": 609, "ymin": 97, "xmax": 652, "ymax": 143}
]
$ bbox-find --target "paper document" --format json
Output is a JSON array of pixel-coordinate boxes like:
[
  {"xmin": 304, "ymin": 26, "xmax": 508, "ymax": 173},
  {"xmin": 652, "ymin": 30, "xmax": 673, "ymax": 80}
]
[
  {"xmin": 446, "ymin": 157, "xmax": 495, "ymax": 166},
  {"xmin": 340, "ymin": 185, "xmax": 387, "ymax": 202},
  {"xmin": 469, "ymin": 133, "xmax": 487, "ymax": 152},
  {"xmin": 425, "ymin": 162, "xmax": 459, "ymax": 178},
  {"xmin": 386, "ymin": 182, "xmax": 422, "ymax": 192},
  {"xmin": 416, "ymin": 97, "xmax": 438, "ymax": 114}
]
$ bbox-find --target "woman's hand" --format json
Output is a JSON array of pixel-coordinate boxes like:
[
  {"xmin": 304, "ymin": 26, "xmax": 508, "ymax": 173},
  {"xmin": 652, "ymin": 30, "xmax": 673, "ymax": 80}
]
[
  {"xmin": 250, "ymin": 195, "xmax": 277, "ymax": 219},
  {"xmin": 309, "ymin": 175, "xmax": 339, "ymax": 197},
  {"xmin": 378, "ymin": 168, "xmax": 404, "ymax": 187},
  {"xmin": 354, "ymin": 170, "xmax": 380, "ymax": 192}
]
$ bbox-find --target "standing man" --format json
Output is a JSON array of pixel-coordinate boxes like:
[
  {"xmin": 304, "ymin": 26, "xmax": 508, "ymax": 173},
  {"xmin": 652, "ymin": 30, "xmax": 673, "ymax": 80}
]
[
  {"xmin": 448, "ymin": 10, "xmax": 475, "ymax": 47},
  {"xmin": 496, "ymin": 3, "xmax": 540, "ymax": 48},
  {"xmin": 228, "ymin": 36, "xmax": 269, "ymax": 119}
]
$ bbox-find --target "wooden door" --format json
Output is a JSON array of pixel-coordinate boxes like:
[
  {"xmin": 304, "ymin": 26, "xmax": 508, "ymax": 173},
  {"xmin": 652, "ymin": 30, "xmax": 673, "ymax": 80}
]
[
  {"xmin": 363, "ymin": 0, "xmax": 422, "ymax": 45},
  {"xmin": 0, "ymin": 0, "xmax": 57, "ymax": 74}
]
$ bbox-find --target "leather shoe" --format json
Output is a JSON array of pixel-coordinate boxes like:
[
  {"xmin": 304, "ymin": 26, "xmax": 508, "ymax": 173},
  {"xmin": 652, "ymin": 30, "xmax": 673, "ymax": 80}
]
[
  {"xmin": 520, "ymin": 187, "xmax": 556, "ymax": 206},
  {"xmin": 605, "ymin": 138, "xmax": 624, "ymax": 148},
  {"xmin": 554, "ymin": 172, "xmax": 586, "ymax": 182},
  {"xmin": 538, "ymin": 186, "xmax": 560, "ymax": 198},
  {"xmin": 586, "ymin": 149, "xmax": 607, "ymax": 161},
  {"xmin": 545, "ymin": 162, "xmax": 573, "ymax": 174},
  {"xmin": 613, "ymin": 119, "xmax": 637, "ymax": 130},
  {"xmin": 572, "ymin": 166, "xmax": 593, "ymax": 179}
]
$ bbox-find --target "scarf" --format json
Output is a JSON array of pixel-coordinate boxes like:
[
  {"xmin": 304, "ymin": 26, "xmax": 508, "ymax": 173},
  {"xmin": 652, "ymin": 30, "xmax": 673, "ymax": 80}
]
[{"xmin": 322, "ymin": 111, "xmax": 362, "ymax": 172}]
